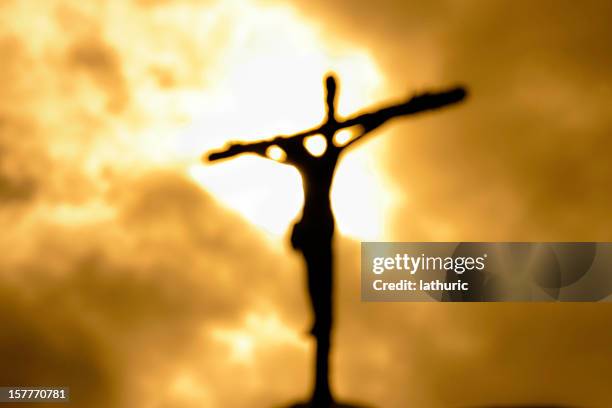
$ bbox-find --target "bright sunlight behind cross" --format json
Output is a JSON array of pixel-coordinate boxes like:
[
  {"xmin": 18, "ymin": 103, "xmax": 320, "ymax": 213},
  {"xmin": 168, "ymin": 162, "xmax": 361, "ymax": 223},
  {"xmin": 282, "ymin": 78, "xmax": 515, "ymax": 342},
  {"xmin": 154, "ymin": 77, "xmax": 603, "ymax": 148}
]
[{"xmin": 176, "ymin": 1, "xmax": 397, "ymax": 240}]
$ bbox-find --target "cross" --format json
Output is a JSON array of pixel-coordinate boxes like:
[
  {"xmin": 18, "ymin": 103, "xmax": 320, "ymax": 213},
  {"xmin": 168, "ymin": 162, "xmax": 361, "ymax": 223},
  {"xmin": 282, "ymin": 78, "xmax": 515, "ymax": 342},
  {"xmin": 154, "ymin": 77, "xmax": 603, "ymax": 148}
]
[{"xmin": 204, "ymin": 73, "xmax": 467, "ymax": 407}]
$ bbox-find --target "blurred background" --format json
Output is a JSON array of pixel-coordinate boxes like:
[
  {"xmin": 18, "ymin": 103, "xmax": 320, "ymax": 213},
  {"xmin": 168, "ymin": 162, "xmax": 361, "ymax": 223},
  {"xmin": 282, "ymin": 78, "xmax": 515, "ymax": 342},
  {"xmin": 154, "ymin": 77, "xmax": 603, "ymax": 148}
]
[{"xmin": 1, "ymin": 0, "xmax": 611, "ymax": 407}]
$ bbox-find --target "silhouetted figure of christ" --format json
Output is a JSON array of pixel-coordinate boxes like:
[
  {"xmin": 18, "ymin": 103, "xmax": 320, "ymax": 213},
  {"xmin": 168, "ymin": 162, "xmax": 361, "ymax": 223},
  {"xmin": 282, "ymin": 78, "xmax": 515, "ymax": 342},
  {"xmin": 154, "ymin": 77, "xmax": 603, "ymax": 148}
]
[{"xmin": 206, "ymin": 74, "xmax": 466, "ymax": 407}]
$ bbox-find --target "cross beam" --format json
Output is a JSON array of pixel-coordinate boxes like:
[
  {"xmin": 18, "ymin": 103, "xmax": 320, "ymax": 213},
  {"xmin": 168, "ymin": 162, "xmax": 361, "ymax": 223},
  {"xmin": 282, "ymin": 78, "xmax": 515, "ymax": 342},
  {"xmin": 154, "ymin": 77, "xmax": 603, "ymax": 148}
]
[{"xmin": 205, "ymin": 85, "xmax": 466, "ymax": 162}]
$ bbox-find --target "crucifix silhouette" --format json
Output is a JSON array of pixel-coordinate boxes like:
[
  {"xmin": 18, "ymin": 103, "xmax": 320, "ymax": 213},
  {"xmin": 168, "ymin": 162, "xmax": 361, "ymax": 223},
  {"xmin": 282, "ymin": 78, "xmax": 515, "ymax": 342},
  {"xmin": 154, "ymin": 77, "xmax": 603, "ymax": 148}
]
[{"xmin": 204, "ymin": 73, "xmax": 466, "ymax": 407}]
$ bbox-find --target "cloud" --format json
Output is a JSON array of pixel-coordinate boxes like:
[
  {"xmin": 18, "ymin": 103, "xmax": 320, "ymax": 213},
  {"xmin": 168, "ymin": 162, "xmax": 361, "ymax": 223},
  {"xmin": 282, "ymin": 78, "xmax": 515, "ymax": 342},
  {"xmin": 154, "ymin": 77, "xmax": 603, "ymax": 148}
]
[
  {"xmin": 65, "ymin": 34, "xmax": 129, "ymax": 113},
  {"xmin": 0, "ymin": 169, "xmax": 311, "ymax": 408},
  {"xmin": 0, "ymin": 2, "xmax": 311, "ymax": 406},
  {"xmin": 0, "ymin": 116, "xmax": 40, "ymax": 203},
  {"xmin": 286, "ymin": 0, "xmax": 612, "ymax": 241}
]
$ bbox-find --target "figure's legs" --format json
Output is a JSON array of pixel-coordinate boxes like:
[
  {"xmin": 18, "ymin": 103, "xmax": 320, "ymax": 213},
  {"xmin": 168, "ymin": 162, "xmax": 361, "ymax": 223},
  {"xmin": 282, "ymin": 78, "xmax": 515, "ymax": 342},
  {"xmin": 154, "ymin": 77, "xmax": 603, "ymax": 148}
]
[{"xmin": 302, "ymin": 239, "xmax": 334, "ymax": 406}]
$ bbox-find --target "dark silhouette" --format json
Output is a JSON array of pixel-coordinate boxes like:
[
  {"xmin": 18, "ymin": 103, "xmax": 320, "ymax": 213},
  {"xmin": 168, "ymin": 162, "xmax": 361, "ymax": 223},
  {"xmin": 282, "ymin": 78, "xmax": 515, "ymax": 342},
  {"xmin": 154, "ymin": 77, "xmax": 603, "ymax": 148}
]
[{"xmin": 206, "ymin": 73, "xmax": 467, "ymax": 407}]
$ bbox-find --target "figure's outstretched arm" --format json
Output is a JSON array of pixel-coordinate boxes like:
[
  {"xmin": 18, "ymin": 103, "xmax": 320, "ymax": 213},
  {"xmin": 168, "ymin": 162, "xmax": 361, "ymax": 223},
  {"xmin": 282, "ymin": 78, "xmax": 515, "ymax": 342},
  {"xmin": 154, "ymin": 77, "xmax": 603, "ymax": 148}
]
[
  {"xmin": 206, "ymin": 140, "xmax": 270, "ymax": 162},
  {"xmin": 205, "ymin": 125, "xmax": 324, "ymax": 163},
  {"xmin": 339, "ymin": 86, "xmax": 467, "ymax": 152}
]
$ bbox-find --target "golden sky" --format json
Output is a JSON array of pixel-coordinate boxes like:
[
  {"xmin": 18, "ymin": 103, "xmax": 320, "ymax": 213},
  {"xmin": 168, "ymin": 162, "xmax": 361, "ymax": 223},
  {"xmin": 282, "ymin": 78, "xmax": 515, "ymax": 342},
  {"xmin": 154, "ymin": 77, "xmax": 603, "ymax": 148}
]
[{"xmin": 1, "ymin": 0, "xmax": 611, "ymax": 407}]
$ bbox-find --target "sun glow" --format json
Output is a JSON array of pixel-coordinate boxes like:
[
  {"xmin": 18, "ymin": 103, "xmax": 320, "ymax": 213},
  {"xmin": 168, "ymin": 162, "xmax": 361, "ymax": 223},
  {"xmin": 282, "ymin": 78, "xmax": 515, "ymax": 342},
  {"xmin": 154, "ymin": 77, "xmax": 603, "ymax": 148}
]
[
  {"xmin": 266, "ymin": 145, "xmax": 287, "ymax": 162},
  {"xmin": 303, "ymin": 135, "xmax": 327, "ymax": 157},
  {"xmin": 333, "ymin": 128, "xmax": 357, "ymax": 147},
  {"xmin": 172, "ymin": 1, "xmax": 394, "ymax": 239},
  {"xmin": 5, "ymin": 0, "xmax": 397, "ymax": 240}
]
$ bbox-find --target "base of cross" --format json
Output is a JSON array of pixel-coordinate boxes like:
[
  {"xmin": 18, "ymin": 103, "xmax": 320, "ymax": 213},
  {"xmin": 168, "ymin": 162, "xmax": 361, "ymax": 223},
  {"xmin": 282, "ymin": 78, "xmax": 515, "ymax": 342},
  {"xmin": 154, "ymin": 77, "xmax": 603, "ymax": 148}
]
[
  {"xmin": 278, "ymin": 401, "xmax": 373, "ymax": 408},
  {"xmin": 277, "ymin": 402, "xmax": 574, "ymax": 408}
]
